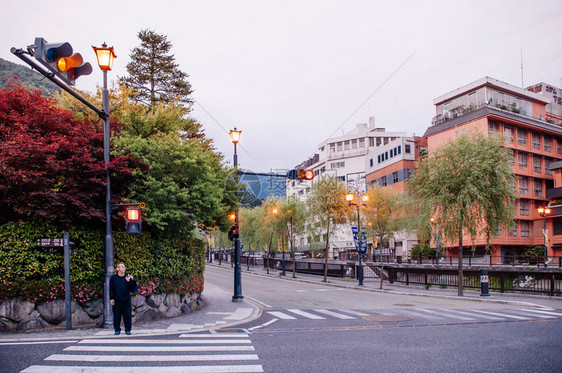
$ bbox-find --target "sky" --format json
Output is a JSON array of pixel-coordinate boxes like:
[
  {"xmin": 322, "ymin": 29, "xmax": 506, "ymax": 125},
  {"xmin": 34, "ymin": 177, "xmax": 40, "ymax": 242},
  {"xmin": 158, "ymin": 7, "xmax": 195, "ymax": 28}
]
[{"xmin": 2, "ymin": 0, "xmax": 561, "ymax": 174}]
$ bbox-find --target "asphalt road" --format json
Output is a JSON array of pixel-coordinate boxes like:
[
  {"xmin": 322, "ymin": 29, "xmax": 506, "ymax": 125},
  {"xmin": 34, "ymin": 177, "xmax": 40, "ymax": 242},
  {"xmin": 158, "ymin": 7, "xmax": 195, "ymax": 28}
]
[{"xmin": 2, "ymin": 266, "xmax": 561, "ymax": 372}]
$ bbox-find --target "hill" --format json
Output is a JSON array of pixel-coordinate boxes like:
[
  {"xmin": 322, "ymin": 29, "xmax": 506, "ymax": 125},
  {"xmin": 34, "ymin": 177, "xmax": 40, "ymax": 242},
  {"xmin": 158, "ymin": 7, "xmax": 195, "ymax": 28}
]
[{"xmin": 0, "ymin": 57, "xmax": 60, "ymax": 96}]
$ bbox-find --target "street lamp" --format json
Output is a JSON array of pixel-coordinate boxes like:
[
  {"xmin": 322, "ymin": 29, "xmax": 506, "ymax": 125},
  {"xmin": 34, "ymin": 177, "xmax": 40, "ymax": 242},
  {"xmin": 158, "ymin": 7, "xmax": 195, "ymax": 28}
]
[
  {"xmin": 346, "ymin": 192, "xmax": 368, "ymax": 286},
  {"xmin": 538, "ymin": 206, "xmax": 551, "ymax": 267},
  {"xmin": 430, "ymin": 217, "xmax": 440, "ymax": 265},
  {"xmin": 92, "ymin": 42, "xmax": 116, "ymax": 328},
  {"xmin": 230, "ymin": 127, "xmax": 243, "ymax": 302}
]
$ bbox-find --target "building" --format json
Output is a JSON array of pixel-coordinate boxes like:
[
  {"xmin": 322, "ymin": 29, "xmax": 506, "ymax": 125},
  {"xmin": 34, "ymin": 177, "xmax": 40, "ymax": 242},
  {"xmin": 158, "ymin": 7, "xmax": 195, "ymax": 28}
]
[
  {"xmin": 286, "ymin": 118, "xmax": 416, "ymax": 259},
  {"xmin": 424, "ymin": 76, "xmax": 562, "ymax": 263}
]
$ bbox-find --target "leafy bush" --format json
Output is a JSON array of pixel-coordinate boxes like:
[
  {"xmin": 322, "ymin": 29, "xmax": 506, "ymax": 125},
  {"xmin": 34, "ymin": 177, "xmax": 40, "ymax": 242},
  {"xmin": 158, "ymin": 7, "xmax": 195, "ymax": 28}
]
[
  {"xmin": 520, "ymin": 245, "xmax": 544, "ymax": 264},
  {"xmin": 411, "ymin": 244, "xmax": 436, "ymax": 257},
  {"xmin": 0, "ymin": 220, "xmax": 205, "ymax": 304}
]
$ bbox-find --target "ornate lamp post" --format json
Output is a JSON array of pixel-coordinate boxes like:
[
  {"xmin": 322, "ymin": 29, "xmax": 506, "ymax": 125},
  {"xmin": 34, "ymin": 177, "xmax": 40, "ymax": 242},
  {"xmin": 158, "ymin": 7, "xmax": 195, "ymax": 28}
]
[
  {"xmin": 230, "ymin": 127, "xmax": 243, "ymax": 301},
  {"xmin": 92, "ymin": 43, "xmax": 116, "ymax": 328},
  {"xmin": 430, "ymin": 217, "xmax": 441, "ymax": 265},
  {"xmin": 346, "ymin": 192, "xmax": 368, "ymax": 286},
  {"xmin": 538, "ymin": 206, "xmax": 551, "ymax": 267}
]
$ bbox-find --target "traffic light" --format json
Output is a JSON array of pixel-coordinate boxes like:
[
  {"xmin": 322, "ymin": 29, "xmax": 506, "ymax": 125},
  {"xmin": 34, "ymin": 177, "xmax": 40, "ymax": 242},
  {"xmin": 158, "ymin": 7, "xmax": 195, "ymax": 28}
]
[
  {"xmin": 125, "ymin": 207, "xmax": 142, "ymax": 234},
  {"xmin": 33, "ymin": 37, "xmax": 93, "ymax": 86},
  {"xmin": 228, "ymin": 225, "xmax": 239, "ymax": 241},
  {"xmin": 287, "ymin": 169, "xmax": 315, "ymax": 180}
]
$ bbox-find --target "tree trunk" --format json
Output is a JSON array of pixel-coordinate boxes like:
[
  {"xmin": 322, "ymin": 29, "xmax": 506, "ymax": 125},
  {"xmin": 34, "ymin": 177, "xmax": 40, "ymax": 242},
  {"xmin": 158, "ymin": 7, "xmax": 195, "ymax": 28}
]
[
  {"xmin": 458, "ymin": 222, "xmax": 464, "ymax": 296},
  {"xmin": 267, "ymin": 233, "xmax": 273, "ymax": 275},
  {"xmin": 323, "ymin": 219, "xmax": 331, "ymax": 282}
]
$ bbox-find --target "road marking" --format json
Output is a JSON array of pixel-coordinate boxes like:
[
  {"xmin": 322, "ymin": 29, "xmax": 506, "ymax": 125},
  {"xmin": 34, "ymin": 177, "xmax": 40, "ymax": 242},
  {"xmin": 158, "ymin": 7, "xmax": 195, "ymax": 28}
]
[
  {"xmin": 66, "ymin": 345, "xmax": 256, "ymax": 352},
  {"xmin": 248, "ymin": 318, "xmax": 278, "ymax": 331},
  {"xmin": 469, "ymin": 309, "xmax": 528, "ymax": 320},
  {"xmin": 179, "ymin": 334, "xmax": 249, "ymax": 338},
  {"xmin": 46, "ymin": 354, "xmax": 260, "ymax": 362},
  {"xmin": 78, "ymin": 338, "xmax": 251, "ymax": 344},
  {"xmin": 286, "ymin": 309, "xmax": 326, "ymax": 320},
  {"xmin": 516, "ymin": 308, "xmax": 562, "ymax": 318},
  {"xmin": 314, "ymin": 309, "xmax": 356, "ymax": 319},
  {"xmin": 22, "ymin": 365, "xmax": 264, "ymax": 372},
  {"xmin": 404, "ymin": 309, "xmax": 442, "ymax": 319},
  {"xmin": 339, "ymin": 309, "xmax": 370, "ymax": 316},
  {"xmin": 225, "ymin": 308, "xmax": 254, "ymax": 320},
  {"xmin": 451, "ymin": 309, "xmax": 504, "ymax": 320},
  {"xmin": 412, "ymin": 308, "xmax": 476, "ymax": 321},
  {"xmin": 267, "ymin": 311, "xmax": 297, "ymax": 320},
  {"xmin": 0, "ymin": 340, "xmax": 78, "ymax": 346},
  {"xmin": 247, "ymin": 297, "xmax": 272, "ymax": 308}
]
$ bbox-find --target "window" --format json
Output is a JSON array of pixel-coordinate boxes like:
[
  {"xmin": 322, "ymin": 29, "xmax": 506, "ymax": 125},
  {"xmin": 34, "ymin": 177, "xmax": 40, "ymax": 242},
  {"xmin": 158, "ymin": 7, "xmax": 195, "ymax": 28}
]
[
  {"xmin": 384, "ymin": 138, "xmax": 389, "ymax": 145},
  {"xmin": 337, "ymin": 142, "xmax": 343, "ymax": 152},
  {"xmin": 344, "ymin": 141, "xmax": 350, "ymax": 150},
  {"xmin": 385, "ymin": 151, "xmax": 388, "ymax": 160},
  {"xmin": 398, "ymin": 145, "xmax": 401, "ymax": 154},
  {"xmin": 405, "ymin": 144, "xmax": 411, "ymax": 153},
  {"xmin": 557, "ymin": 138, "xmax": 562, "ymax": 154},
  {"xmin": 517, "ymin": 128, "xmax": 527, "ymax": 146},
  {"xmin": 369, "ymin": 159, "xmax": 373, "ymax": 167},
  {"xmin": 519, "ymin": 177, "xmax": 528, "ymax": 195},
  {"xmin": 504, "ymin": 125, "xmax": 514, "ymax": 143},
  {"xmin": 351, "ymin": 139, "xmax": 357, "ymax": 149},
  {"xmin": 520, "ymin": 221, "xmax": 530, "ymax": 237},
  {"xmin": 329, "ymin": 143, "xmax": 336, "ymax": 153},
  {"xmin": 532, "ymin": 132, "xmax": 541, "ymax": 150},
  {"xmin": 546, "ymin": 158, "xmax": 553, "ymax": 175},
  {"xmin": 507, "ymin": 222, "xmax": 518, "ymax": 237},
  {"xmin": 331, "ymin": 161, "xmax": 345, "ymax": 169},
  {"xmin": 534, "ymin": 180, "xmax": 542, "ymax": 197},
  {"xmin": 392, "ymin": 171, "xmax": 399, "ymax": 183},
  {"xmin": 489, "ymin": 121, "xmax": 499, "ymax": 134},
  {"xmin": 381, "ymin": 176, "xmax": 387, "ymax": 187},
  {"xmin": 369, "ymin": 137, "xmax": 374, "ymax": 147},
  {"xmin": 518, "ymin": 152, "xmax": 528, "ymax": 169},
  {"xmin": 544, "ymin": 135, "xmax": 552, "ymax": 152},
  {"xmin": 389, "ymin": 149, "xmax": 393, "ymax": 158},
  {"xmin": 376, "ymin": 137, "xmax": 382, "ymax": 146},
  {"xmin": 359, "ymin": 138, "xmax": 365, "ymax": 148},
  {"xmin": 520, "ymin": 199, "xmax": 529, "ymax": 216},
  {"xmin": 378, "ymin": 155, "xmax": 381, "ymax": 163},
  {"xmin": 533, "ymin": 155, "xmax": 542, "ymax": 173},
  {"xmin": 508, "ymin": 149, "xmax": 515, "ymax": 165}
]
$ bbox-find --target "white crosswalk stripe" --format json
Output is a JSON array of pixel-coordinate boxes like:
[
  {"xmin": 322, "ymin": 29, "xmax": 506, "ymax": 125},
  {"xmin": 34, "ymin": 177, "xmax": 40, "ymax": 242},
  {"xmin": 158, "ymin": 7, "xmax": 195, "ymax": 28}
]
[
  {"xmin": 21, "ymin": 333, "xmax": 264, "ymax": 373},
  {"xmin": 267, "ymin": 311, "xmax": 297, "ymax": 319},
  {"xmin": 314, "ymin": 309, "xmax": 356, "ymax": 319},
  {"xmin": 286, "ymin": 309, "xmax": 326, "ymax": 319}
]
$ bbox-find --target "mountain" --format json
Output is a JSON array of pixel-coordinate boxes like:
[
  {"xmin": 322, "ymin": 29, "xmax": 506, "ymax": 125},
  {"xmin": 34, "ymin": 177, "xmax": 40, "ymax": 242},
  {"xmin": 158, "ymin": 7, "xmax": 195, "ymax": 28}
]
[{"xmin": 0, "ymin": 57, "xmax": 60, "ymax": 96}]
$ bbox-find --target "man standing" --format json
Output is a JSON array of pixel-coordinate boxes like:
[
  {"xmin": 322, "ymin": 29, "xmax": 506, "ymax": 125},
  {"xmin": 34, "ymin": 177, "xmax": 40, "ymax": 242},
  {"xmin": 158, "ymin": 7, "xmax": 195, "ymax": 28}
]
[{"xmin": 109, "ymin": 262, "xmax": 138, "ymax": 335}]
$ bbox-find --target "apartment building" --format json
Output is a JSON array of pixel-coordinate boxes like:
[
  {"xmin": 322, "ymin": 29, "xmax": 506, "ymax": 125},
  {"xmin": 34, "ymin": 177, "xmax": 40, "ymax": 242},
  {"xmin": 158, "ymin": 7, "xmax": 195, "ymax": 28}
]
[{"xmin": 424, "ymin": 76, "xmax": 562, "ymax": 263}]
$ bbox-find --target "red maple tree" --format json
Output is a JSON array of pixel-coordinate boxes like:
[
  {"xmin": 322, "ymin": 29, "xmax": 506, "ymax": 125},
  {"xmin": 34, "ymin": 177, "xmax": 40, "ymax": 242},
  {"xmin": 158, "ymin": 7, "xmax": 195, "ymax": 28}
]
[{"xmin": 0, "ymin": 82, "xmax": 136, "ymax": 226}]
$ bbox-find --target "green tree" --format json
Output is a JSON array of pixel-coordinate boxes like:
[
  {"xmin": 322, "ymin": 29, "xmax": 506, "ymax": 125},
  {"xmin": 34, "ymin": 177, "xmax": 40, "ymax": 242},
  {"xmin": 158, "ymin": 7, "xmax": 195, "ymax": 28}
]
[
  {"xmin": 120, "ymin": 29, "xmax": 193, "ymax": 108},
  {"xmin": 407, "ymin": 131, "xmax": 517, "ymax": 296},
  {"xmin": 308, "ymin": 177, "xmax": 349, "ymax": 282}
]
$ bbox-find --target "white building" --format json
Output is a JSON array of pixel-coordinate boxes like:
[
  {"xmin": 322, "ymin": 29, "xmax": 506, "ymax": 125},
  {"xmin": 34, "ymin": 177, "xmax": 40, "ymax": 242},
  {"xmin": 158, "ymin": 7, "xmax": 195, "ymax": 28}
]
[{"xmin": 286, "ymin": 117, "xmax": 412, "ymax": 259}]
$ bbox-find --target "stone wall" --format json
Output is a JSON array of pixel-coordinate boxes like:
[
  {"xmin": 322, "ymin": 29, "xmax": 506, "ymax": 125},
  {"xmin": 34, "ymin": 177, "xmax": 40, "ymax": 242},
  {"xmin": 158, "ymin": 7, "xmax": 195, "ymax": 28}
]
[{"xmin": 0, "ymin": 292, "xmax": 202, "ymax": 332}]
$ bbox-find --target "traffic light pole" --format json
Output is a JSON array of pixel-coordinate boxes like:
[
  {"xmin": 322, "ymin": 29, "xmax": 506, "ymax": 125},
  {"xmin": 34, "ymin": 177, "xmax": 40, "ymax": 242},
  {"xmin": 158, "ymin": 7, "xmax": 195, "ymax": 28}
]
[
  {"xmin": 233, "ymin": 143, "xmax": 243, "ymax": 302},
  {"xmin": 12, "ymin": 45, "xmax": 115, "ymax": 328}
]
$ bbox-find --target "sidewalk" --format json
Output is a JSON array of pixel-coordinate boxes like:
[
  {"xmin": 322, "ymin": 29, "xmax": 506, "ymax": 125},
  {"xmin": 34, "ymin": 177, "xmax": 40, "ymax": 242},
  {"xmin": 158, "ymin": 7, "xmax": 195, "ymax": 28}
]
[
  {"xmin": 0, "ymin": 274, "xmax": 261, "ymax": 343},
  {"xmin": 210, "ymin": 261, "xmax": 562, "ymax": 310}
]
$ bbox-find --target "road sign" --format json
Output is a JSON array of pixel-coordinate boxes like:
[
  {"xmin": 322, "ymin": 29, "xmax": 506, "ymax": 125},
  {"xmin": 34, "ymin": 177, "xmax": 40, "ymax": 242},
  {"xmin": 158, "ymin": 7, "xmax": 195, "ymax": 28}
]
[
  {"xmin": 37, "ymin": 238, "xmax": 64, "ymax": 247},
  {"xmin": 351, "ymin": 226, "xmax": 367, "ymax": 254}
]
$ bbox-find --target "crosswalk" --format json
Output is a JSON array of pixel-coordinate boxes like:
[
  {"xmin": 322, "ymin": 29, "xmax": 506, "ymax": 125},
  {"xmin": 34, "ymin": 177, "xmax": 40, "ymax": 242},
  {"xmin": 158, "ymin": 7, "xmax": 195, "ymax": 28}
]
[
  {"xmin": 21, "ymin": 333, "xmax": 263, "ymax": 373},
  {"xmin": 266, "ymin": 307, "xmax": 562, "ymax": 324}
]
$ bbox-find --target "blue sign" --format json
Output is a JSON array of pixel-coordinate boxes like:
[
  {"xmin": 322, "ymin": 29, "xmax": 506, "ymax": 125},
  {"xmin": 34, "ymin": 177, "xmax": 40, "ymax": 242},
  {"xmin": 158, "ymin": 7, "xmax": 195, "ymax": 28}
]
[{"xmin": 351, "ymin": 226, "xmax": 367, "ymax": 254}]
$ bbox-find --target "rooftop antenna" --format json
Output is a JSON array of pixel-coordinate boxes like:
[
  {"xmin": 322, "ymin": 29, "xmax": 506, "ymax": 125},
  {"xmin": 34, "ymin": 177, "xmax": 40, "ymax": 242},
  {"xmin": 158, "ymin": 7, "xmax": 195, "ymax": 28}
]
[{"xmin": 520, "ymin": 49, "xmax": 524, "ymax": 88}]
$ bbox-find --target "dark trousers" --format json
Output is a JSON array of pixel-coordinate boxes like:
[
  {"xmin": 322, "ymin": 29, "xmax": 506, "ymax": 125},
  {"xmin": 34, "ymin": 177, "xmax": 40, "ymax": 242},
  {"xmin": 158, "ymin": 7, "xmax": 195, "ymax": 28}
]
[{"xmin": 112, "ymin": 299, "xmax": 132, "ymax": 332}]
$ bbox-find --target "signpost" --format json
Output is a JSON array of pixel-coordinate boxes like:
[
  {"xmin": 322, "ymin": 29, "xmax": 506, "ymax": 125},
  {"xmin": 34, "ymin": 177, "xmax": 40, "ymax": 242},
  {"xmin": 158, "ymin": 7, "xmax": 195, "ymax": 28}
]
[{"xmin": 37, "ymin": 233, "xmax": 72, "ymax": 330}]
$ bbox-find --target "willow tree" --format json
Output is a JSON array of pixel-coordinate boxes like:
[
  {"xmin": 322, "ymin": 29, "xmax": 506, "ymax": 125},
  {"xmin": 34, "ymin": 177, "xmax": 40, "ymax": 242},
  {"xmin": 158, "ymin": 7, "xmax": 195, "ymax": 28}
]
[
  {"xmin": 407, "ymin": 131, "xmax": 517, "ymax": 296},
  {"xmin": 308, "ymin": 177, "xmax": 349, "ymax": 282},
  {"xmin": 364, "ymin": 185, "xmax": 401, "ymax": 289}
]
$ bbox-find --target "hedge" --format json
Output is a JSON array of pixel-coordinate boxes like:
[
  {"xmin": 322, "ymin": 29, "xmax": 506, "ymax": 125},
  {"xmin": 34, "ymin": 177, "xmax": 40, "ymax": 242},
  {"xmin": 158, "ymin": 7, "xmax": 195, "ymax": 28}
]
[{"xmin": 0, "ymin": 220, "xmax": 205, "ymax": 304}]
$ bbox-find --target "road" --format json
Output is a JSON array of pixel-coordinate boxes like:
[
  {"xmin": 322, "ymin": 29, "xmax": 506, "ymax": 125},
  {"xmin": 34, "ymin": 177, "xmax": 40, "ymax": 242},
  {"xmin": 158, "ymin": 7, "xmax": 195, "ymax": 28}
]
[{"xmin": 1, "ymin": 265, "xmax": 561, "ymax": 372}]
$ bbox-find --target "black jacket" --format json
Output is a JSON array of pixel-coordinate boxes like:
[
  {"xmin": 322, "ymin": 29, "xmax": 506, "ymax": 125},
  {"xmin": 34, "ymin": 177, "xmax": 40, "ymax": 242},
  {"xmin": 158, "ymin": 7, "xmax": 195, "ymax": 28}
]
[{"xmin": 109, "ymin": 274, "xmax": 138, "ymax": 301}]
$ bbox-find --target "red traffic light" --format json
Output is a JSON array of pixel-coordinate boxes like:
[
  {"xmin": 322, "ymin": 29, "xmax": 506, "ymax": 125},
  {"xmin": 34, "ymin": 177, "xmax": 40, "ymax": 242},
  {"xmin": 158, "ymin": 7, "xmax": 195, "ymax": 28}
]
[
  {"xmin": 287, "ymin": 169, "xmax": 315, "ymax": 180},
  {"xmin": 126, "ymin": 208, "xmax": 140, "ymax": 221}
]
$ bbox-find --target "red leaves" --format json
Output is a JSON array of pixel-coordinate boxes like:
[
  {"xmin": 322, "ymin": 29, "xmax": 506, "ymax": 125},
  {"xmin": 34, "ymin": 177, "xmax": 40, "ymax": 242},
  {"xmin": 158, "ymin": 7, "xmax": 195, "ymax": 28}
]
[{"xmin": 0, "ymin": 82, "xmax": 134, "ymax": 226}]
